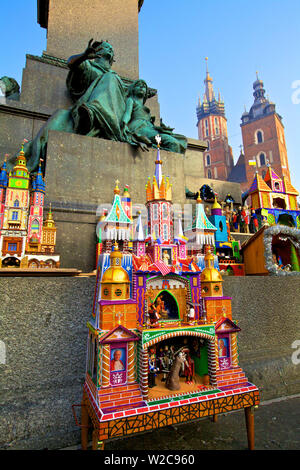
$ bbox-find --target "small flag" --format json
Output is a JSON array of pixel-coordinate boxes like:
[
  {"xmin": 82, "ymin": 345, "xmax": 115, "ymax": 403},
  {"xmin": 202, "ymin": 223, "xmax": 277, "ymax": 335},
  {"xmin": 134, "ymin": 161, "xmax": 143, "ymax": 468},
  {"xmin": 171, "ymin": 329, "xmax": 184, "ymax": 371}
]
[
  {"xmin": 248, "ymin": 160, "xmax": 256, "ymax": 166},
  {"xmin": 154, "ymin": 260, "xmax": 172, "ymax": 276},
  {"xmin": 178, "ymin": 234, "xmax": 189, "ymax": 243}
]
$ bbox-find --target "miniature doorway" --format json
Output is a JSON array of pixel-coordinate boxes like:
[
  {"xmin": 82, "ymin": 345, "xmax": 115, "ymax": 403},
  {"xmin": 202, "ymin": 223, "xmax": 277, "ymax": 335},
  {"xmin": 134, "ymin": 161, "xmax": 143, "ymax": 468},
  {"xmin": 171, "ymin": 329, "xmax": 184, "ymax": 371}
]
[
  {"xmin": 2, "ymin": 257, "xmax": 20, "ymax": 268},
  {"xmin": 146, "ymin": 334, "xmax": 213, "ymax": 401},
  {"xmin": 277, "ymin": 214, "xmax": 295, "ymax": 227},
  {"xmin": 154, "ymin": 290, "xmax": 179, "ymax": 320}
]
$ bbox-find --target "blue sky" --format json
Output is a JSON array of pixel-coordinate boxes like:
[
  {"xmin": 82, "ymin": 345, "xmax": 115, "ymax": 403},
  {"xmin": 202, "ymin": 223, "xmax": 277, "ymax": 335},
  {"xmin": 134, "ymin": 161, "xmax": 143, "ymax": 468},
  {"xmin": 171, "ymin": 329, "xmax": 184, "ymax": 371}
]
[{"xmin": 0, "ymin": 0, "xmax": 300, "ymax": 189}]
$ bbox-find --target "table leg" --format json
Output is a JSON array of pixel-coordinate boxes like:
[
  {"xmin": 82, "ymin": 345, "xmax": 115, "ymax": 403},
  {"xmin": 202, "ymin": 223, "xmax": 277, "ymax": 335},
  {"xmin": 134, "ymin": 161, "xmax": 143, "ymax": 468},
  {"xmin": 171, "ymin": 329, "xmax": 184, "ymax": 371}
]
[
  {"xmin": 92, "ymin": 429, "xmax": 105, "ymax": 450},
  {"xmin": 81, "ymin": 402, "xmax": 89, "ymax": 450},
  {"xmin": 244, "ymin": 406, "xmax": 255, "ymax": 450}
]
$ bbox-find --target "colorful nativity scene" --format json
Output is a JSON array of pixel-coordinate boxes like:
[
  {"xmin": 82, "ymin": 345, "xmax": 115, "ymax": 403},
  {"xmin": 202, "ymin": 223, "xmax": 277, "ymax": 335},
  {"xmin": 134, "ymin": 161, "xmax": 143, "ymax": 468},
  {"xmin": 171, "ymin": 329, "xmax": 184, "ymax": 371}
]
[
  {"xmin": 1, "ymin": 1, "xmax": 300, "ymax": 452},
  {"xmin": 79, "ymin": 142, "xmax": 260, "ymax": 450}
]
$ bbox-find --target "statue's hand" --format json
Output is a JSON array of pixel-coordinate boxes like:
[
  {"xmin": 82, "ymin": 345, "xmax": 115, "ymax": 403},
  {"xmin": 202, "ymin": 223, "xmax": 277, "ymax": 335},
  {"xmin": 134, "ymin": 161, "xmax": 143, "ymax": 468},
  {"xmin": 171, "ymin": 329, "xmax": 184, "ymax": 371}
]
[
  {"xmin": 137, "ymin": 142, "xmax": 150, "ymax": 152},
  {"xmin": 122, "ymin": 123, "xmax": 131, "ymax": 140},
  {"xmin": 84, "ymin": 38, "xmax": 103, "ymax": 60}
]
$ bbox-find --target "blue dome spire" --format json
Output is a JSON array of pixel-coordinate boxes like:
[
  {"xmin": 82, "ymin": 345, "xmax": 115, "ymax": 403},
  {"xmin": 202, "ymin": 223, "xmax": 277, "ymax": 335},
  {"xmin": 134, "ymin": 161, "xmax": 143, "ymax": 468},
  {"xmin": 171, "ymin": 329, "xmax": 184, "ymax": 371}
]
[
  {"xmin": 0, "ymin": 159, "xmax": 8, "ymax": 188},
  {"xmin": 32, "ymin": 160, "xmax": 45, "ymax": 193}
]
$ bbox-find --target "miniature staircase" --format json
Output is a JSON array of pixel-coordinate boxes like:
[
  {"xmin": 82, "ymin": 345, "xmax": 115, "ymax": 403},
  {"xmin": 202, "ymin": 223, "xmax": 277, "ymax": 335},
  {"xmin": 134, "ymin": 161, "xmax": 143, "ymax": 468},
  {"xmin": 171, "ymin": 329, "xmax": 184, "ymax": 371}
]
[
  {"xmin": 98, "ymin": 384, "xmax": 145, "ymax": 413},
  {"xmin": 216, "ymin": 367, "xmax": 248, "ymax": 389}
]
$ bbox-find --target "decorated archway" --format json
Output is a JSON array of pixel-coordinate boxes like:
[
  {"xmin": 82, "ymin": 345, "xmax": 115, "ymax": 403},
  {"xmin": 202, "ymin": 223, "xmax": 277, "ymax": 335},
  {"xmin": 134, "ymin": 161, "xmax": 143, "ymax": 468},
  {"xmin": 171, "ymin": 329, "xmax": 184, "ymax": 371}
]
[
  {"xmin": 277, "ymin": 213, "xmax": 295, "ymax": 227},
  {"xmin": 154, "ymin": 290, "xmax": 180, "ymax": 320},
  {"xmin": 145, "ymin": 274, "xmax": 193, "ymax": 323},
  {"xmin": 138, "ymin": 326, "xmax": 217, "ymax": 400}
]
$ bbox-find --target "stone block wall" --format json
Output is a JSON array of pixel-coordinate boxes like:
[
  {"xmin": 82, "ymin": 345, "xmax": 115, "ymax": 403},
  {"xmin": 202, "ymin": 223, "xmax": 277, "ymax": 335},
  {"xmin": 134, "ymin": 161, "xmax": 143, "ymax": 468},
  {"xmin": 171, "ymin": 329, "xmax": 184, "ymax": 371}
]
[{"xmin": 0, "ymin": 275, "xmax": 299, "ymax": 449}]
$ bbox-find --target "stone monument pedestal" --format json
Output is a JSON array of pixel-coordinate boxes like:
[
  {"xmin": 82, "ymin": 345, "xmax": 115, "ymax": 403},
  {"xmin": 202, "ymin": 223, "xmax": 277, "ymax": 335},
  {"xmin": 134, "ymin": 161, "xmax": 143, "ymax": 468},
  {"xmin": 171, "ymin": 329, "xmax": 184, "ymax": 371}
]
[{"xmin": 44, "ymin": 131, "xmax": 206, "ymax": 271}]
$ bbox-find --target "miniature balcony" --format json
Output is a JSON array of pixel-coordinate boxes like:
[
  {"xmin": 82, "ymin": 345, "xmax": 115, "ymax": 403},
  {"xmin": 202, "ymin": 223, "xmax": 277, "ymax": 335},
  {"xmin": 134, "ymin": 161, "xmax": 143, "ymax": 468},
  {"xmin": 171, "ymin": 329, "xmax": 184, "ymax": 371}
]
[{"xmin": 8, "ymin": 222, "xmax": 21, "ymax": 229}]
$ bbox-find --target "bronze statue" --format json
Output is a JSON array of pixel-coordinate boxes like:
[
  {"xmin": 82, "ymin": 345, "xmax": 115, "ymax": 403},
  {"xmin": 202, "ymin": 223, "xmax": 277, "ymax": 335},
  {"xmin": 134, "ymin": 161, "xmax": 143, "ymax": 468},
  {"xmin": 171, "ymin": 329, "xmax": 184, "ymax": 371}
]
[
  {"xmin": 121, "ymin": 79, "xmax": 187, "ymax": 154},
  {"xmin": 6, "ymin": 40, "xmax": 186, "ymax": 175},
  {"xmin": 0, "ymin": 77, "xmax": 20, "ymax": 101}
]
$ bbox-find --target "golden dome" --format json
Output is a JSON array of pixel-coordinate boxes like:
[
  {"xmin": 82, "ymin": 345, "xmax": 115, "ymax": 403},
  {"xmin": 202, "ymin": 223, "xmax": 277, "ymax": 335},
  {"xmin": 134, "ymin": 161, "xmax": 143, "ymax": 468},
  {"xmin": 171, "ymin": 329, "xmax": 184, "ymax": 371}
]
[
  {"xmin": 201, "ymin": 267, "xmax": 222, "ymax": 283},
  {"xmin": 201, "ymin": 247, "xmax": 223, "ymax": 282},
  {"xmin": 101, "ymin": 265, "xmax": 130, "ymax": 284},
  {"xmin": 101, "ymin": 243, "xmax": 129, "ymax": 284}
]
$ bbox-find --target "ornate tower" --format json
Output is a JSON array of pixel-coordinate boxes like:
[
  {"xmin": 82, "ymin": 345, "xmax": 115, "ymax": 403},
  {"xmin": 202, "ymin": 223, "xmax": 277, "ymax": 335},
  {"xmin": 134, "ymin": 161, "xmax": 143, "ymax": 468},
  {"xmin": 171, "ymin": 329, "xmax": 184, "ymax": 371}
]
[
  {"xmin": 97, "ymin": 180, "xmax": 133, "ymax": 253},
  {"xmin": 145, "ymin": 140, "xmax": 173, "ymax": 244},
  {"xmin": 184, "ymin": 193, "xmax": 217, "ymax": 253},
  {"xmin": 0, "ymin": 158, "xmax": 8, "ymax": 230},
  {"xmin": 196, "ymin": 59, "xmax": 234, "ymax": 180},
  {"xmin": 133, "ymin": 211, "xmax": 146, "ymax": 257},
  {"xmin": 200, "ymin": 248, "xmax": 232, "ymax": 324},
  {"xmin": 240, "ymin": 75, "xmax": 291, "ymax": 192},
  {"xmin": 201, "ymin": 248, "xmax": 224, "ymax": 299},
  {"xmin": 41, "ymin": 205, "xmax": 57, "ymax": 254},
  {"xmin": 26, "ymin": 162, "xmax": 45, "ymax": 252},
  {"xmin": 101, "ymin": 242, "xmax": 131, "ymax": 302},
  {"xmin": 0, "ymin": 146, "xmax": 30, "ymax": 262}
]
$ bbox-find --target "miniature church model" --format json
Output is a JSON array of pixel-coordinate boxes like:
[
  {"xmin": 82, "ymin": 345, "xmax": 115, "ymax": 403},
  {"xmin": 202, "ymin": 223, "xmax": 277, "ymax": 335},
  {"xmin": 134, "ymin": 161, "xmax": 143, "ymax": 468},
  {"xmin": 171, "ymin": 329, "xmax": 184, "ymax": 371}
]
[
  {"xmin": 248, "ymin": 165, "xmax": 299, "ymax": 228},
  {"xmin": 0, "ymin": 145, "xmax": 60, "ymax": 268},
  {"xmin": 80, "ymin": 139, "xmax": 259, "ymax": 450},
  {"xmin": 241, "ymin": 165, "xmax": 300, "ymax": 275}
]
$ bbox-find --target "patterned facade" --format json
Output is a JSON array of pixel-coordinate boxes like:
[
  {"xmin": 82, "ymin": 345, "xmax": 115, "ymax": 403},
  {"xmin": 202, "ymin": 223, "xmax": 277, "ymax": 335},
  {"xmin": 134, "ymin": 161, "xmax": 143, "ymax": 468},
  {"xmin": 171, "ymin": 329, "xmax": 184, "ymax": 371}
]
[{"xmin": 0, "ymin": 147, "xmax": 60, "ymax": 268}]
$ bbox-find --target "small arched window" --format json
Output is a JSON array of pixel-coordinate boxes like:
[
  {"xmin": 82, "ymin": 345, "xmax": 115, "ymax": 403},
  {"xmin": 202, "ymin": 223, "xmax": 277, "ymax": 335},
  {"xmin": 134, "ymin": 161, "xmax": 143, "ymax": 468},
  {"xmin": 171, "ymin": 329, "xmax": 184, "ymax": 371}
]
[
  {"xmin": 31, "ymin": 219, "xmax": 40, "ymax": 231},
  {"xmin": 205, "ymin": 120, "xmax": 209, "ymax": 137},
  {"xmin": 256, "ymin": 130, "xmax": 263, "ymax": 143},
  {"xmin": 14, "ymin": 199, "xmax": 19, "ymax": 207},
  {"xmin": 259, "ymin": 153, "xmax": 266, "ymax": 166},
  {"xmin": 207, "ymin": 169, "xmax": 212, "ymax": 179},
  {"xmin": 206, "ymin": 154, "xmax": 211, "ymax": 166},
  {"xmin": 215, "ymin": 117, "xmax": 219, "ymax": 135},
  {"xmin": 206, "ymin": 140, "xmax": 210, "ymax": 151}
]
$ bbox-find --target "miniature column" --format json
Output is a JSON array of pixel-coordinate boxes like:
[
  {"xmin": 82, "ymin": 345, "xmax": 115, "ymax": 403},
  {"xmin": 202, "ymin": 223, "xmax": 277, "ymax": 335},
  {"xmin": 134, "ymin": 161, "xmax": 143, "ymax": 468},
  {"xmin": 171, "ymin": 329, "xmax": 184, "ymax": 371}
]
[
  {"xmin": 102, "ymin": 344, "xmax": 110, "ymax": 388},
  {"xmin": 231, "ymin": 333, "xmax": 239, "ymax": 367},
  {"xmin": 207, "ymin": 339, "xmax": 218, "ymax": 387},
  {"xmin": 140, "ymin": 348, "xmax": 149, "ymax": 399},
  {"xmin": 127, "ymin": 342, "xmax": 136, "ymax": 383},
  {"xmin": 214, "ymin": 337, "xmax": 220, "ymax": 371}
]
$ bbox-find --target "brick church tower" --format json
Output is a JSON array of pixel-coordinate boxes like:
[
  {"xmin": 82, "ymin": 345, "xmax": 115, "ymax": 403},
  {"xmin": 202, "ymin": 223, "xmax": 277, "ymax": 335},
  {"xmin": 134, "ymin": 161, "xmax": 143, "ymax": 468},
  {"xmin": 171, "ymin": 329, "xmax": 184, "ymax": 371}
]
[
  {"xmin": 239, "ymin": 74, "xmax": 291, "ymax": 193},
  {"xmin": 196, "ymin": 59, "xmax": 234, "ymax": 181}
]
